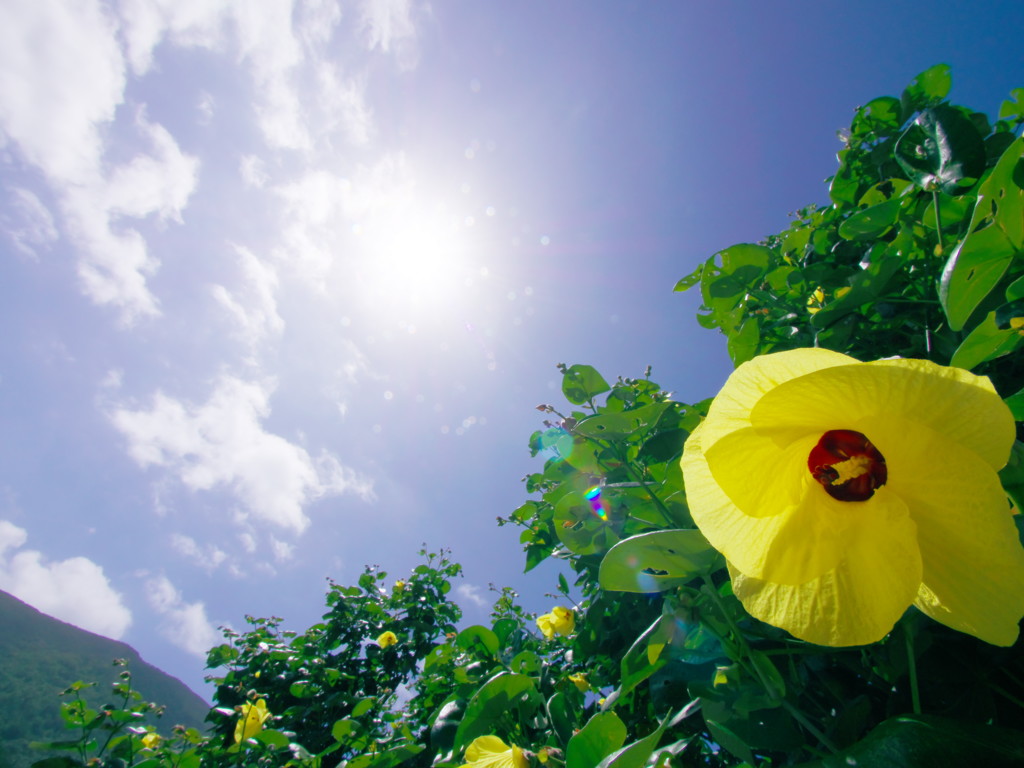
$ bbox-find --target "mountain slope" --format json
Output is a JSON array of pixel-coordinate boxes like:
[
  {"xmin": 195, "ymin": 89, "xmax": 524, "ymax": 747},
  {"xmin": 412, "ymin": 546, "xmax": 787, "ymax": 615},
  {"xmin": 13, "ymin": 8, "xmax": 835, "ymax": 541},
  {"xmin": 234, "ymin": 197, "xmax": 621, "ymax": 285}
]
[{"xmin": 0, "ymin": 589, "xmax": 211, "ymax": 768}]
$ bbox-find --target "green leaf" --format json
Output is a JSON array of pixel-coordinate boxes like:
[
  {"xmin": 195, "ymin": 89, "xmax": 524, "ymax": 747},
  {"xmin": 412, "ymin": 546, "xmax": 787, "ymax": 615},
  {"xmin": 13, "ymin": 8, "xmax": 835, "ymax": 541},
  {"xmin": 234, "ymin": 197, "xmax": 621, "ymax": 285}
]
[
  {"xmin": 596, "ymin": 717, "xmax": 669, "ymax": 768},
  {"xmin": 807, "ymin": 714, "xmax": 1024, "ymax": 768},
  {"xmin": 599, "ymin": 530, "xmax": 719, "ymax": 593},
  {"xmin": 726, "ymin": 317, "xmax": 760, "ymax": 366},
  {"xmin": 454, "ymin": 673, "xmax": 538, "ymax": 752},
  {"xmin": 894, "ymin": 104, "xmax": 985, "ymax": 194},
  {"xmin": 547, "ymin": 692, "xmax": 576, "ymax": 746},
  {"xmin": 901, "ymin": 63, "xmax": 952, "ymax": 113},
  {"xmin": 949, "ymin": 311, "xmax": 1022, "ymax": 370},
  {"xmin": 574, "ymin": 403, "xmax": 670, "ymax": 438},
  {"xmin": 562, "ymin": 364, "xmax": 611, "ymax": 405},
  {"xmin": 851, "ymin": 96, "xmax": 904, "ymax": 137},
  {"xmin": 999, "ymin": 441, "xmax": 1024, "ymax": 512},
  {"xmin": 999, "ymin": 87, "xmax": 1024, "ymax": 122},
  {"xmin": 837, "ymin": 198, "xmax": 902, "ymax": 240},
  {"xmin": 1004, "ymin": 388, "xmax": 1024, "ymax": 420},
  {"xmin": 347, "ymin": 744, "xmax": 426, "ymax": 768},
  {"xmin": 253, "ymin": 729, "xmax": 291, "ymax": 748},
  {"xmin": 940, "ymin": 137, "xmax": 1024, "ymax": 330},
  {"xmin": 554, "ymin": 491, "xmax": 620, "ymax": 556},
  {"xmin": 618, "ymin": 617, "xmax": 669, "ymax": 697},
  {"xmin": 429, "ymin": 699, "xmax": 465, "ymax": 759},
  {"xmin": 351, "ymin": 697, "xmax": 376, "ymax": 717},
  {"xmin": 456, "ymin": 626, "xmax": 500, "ymax": 656},
  {"xmin": 566, "ymin": 711, "xmax": 628, "ymax": 768}
]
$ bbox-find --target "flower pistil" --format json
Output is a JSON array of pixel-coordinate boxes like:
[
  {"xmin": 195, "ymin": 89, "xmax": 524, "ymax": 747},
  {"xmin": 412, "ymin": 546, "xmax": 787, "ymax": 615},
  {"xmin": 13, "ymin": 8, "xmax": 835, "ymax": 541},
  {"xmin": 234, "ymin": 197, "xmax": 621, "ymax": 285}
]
[{"xmin": 808, "ymin": 429, "xmax": 887, "ymax": 501}]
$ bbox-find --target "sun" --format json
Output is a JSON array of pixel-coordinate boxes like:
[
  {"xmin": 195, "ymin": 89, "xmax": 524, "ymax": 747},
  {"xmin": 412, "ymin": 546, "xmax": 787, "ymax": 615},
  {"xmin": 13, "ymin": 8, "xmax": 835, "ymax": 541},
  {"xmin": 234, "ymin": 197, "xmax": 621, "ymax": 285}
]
[{"xmin": 350, "ymin": 191, "xmax": 479, "ymax": 321}]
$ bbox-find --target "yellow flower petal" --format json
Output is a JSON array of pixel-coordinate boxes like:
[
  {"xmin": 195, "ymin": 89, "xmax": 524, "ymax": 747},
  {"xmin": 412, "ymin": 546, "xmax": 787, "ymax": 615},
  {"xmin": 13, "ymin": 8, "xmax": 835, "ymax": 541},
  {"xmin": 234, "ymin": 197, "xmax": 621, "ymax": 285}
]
[
  {"xmin": 460, "ymin": 736, "xmax": 528, "ymax": 768},
  {"xmin": 894, "ymin": 434, "xmax": 1024, "ymax": 645},
  {"xmin": 751, "ymin": 357, "xmax": 1014, "ymax": 470},
  {"xmin": 377, "ymin": 631, "xmax": 399, "ymax": 648},
  {"xmin": 697, "ymin": 348, "xmax": 853, "ymax": 449},
  {"xmin": 730, "ymin": 488, "xmax": 922, "ymax": 646}
]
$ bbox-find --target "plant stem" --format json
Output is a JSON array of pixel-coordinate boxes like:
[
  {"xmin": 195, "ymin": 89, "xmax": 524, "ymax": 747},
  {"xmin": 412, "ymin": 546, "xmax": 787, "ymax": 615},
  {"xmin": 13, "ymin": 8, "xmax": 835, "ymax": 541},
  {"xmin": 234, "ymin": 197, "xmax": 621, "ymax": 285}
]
[
  {"xmin": 781, "ymin": 699, "xmax": 841, "ymax": 755},
  {"xmin": 905, "ymin": 625, "xmax": 921, "ymax": 715},
  {"xmin": 932, "ymin": 188, "xmax": 945, "ymax": 248}
]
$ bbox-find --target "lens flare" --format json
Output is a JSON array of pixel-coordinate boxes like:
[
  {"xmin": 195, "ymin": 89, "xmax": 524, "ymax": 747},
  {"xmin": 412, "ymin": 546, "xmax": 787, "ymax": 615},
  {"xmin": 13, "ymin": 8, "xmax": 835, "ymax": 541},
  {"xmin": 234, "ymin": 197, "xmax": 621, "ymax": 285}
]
[{"xmin": 585, "ymin": 486, "xmax": 608, "ymax": 520}]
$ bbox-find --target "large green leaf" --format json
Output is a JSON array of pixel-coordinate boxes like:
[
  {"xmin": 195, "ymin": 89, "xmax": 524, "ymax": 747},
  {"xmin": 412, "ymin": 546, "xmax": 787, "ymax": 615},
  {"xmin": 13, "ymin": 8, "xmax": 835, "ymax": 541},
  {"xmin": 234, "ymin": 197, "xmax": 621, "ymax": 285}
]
[
  {"xmin": 900, "ymin": 63, "xmax": 952, "ymax": 114},
  {"xmin": 894, "ymin": 105, "xmax": 985, "ymax": 194},
  {"xmin": 940, "ymin": 137, "xmax": 1024, "ymax": 330},
  {"xmin": 949, "ymin": 311, "xmax": 1021, "ymax": 370},
  {"xmin": 574, "ymin": 403, "xmax": 671, "ymax": 438},
  {"xmin": 599, "ymin": 530, "xmax": 719, "ymax": 593},
  {"xmin": 802, "ymin": 714, "xmax": 1024, "ymax": 768},
  {"xmin": 566, "ymin": 711, "xmax": 627, "ymax": 768},
  {"xmin": 562, "ymin": 365, "xmax": 611, "ymax": 405},
  {"xmin": 596, "ymin": 717, "xmax": 670, "ymax": 768},
  {"xmin": 837, "ymin": 198, "xmax": 902, "ymax": 240},
  {"xmin": 453, "ymin": 673, "xmax": 538, "ymax": 752}
]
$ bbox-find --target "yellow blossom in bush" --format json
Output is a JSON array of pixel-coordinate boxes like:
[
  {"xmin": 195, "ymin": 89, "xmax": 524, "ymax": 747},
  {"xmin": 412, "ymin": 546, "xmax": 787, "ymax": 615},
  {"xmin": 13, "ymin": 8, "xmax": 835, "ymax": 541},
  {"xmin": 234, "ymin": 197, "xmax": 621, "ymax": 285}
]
[
  {"xmin": 234, "ymin": 699, "xmax": 271, "ymax": 744},
  {"xmin": 377, "ymin": 630, "xmax": 399, "ymax": 648},
  {"xmin": 536, "ymin": 606, "xmax": 575, "ymax": 640},
  {"xmin": 567, "ymin": 673, "xmax": 590, "ymax": 692},
  {"xmin": 806, "ymin": 287, "xmax": 826, "ymax": 314},
  {"xmin": 681, "ymin": 348, "xmax": 1024, "ymax": 647},
  {"xmin": 394, "ymin": 580, "xmax": 406, "ymax": 592},
  {"xmin": 459, "ymin": 735, "xmax": 529, "ymax": 768},
  {"xmin": 141, "ymin": 732, "xmax": 162, "ymax": 750}
]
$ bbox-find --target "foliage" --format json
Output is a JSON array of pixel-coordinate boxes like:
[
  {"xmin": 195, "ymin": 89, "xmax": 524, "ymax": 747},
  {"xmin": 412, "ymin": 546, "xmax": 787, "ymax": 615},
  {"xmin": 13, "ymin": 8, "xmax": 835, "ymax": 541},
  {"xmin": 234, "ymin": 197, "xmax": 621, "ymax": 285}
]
[{"xmin": 27, "ymin": 64, "xmax": 1024, "ymax": 768}]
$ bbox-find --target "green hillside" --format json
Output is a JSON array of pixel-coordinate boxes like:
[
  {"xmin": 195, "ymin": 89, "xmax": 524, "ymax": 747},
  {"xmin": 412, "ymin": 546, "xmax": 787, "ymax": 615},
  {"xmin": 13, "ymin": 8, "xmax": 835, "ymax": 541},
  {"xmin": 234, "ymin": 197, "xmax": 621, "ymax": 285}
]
[{"xmin": 0, "ymin": 589, "xmax": 210, "ymax": 768}]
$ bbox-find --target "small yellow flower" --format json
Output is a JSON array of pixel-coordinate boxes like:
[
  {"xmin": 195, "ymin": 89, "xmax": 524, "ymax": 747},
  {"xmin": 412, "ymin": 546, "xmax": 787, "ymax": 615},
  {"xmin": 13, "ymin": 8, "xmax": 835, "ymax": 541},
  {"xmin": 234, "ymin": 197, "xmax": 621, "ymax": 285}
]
[
  {"xmin": 394, "ymin": 580, "xmax": 406, "ymax": 592},
  {"xmin": 682, "ymin": 348, "xmax": 1024, "ymax": 647},
  {"xmin": 567, "ymin": 673, "xmax": 590, "ymax": 692},
  {"xmin": 234, "ymin": 699, "xmax": 271, "ymax": 744},
  {"xmin": 141, "ymin": 732, "xmax": 162, "ymax": 750},
  {"xmin": 537, "ymin": 747, "xmax": 550, "ymax": 764},
  {"xmin": 806, "ymin": 287, "xmax": 826, "ymax": 314},
  {"xmin": 536, "ymin": 606, "xmax": 575, "ymax": 640},
  {"xmin": 459, "ymin": 735, "xmax": 529, "ymax": 768},
  {"xmin": 377, "ymin": 630, "xmax": 399, "ymax": 648},
  {"xmin": 713, "ymin": 665, "xmax": 738, "ymax": 688}
]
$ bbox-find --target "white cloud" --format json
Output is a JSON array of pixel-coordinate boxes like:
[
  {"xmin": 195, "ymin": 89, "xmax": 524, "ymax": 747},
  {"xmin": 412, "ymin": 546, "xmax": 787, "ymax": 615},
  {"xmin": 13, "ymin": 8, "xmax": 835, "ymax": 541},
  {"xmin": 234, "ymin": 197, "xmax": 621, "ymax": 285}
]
[
  {"xmin": 145, "ymin": 575, "xmax": 221, "ymax": 656},
  {"xmin": 0, "ymin": 0, "xmax": 125, "ymax": 184},
  {"xmin": 210, "ymin": 245, "xmax": 284, "ymax": 352},
  {"xmin": 2, "ymin": 188, "xmax": 59, "ymax": 259},
  {"xmin": 240, "ymin": 154, "xmax": 269, "ymax": 188},
  {"xmin": 0, "ymin": 0, "xmax": 200, "ymax": 321},
  {"xmin": 456, "ymin": 583, "xmax": 489, "ymax": 610},
  {"xmin": 0, "ymin": 520, "xmax": 132, "ymax": 638},
  {"xmin": 59, "ymin": 113, "xmax": 199, "ymax": 322},
  {"xmin": 269, "ymin": 537, "xmax": 294, "ymax": 562},
  {"xmin": 110, "ymin": 376, "xmax": 375, "ymax": 532},
  {"xmin": 170, "ymin": 533, "xmax": 228, "ymax": 571},
  {"xmin": 359, "ymin": 0, "xmax": 416, "ymax": 60}
]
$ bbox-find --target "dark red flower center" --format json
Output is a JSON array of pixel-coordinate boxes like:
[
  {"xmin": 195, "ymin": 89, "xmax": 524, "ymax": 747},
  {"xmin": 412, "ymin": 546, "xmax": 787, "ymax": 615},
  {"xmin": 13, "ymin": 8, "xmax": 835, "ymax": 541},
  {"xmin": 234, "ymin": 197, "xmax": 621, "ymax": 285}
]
[{"xmin": 807, "ymin": 429, "xmax": 887, "ymax": 502}]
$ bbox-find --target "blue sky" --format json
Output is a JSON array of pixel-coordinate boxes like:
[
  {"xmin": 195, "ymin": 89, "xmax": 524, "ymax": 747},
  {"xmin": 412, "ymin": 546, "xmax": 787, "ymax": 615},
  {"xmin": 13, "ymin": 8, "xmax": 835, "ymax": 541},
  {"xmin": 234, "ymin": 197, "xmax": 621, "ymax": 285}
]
[{"xmin": 1, "ymin": 1, "xmax": 1022, "ymax": 698}]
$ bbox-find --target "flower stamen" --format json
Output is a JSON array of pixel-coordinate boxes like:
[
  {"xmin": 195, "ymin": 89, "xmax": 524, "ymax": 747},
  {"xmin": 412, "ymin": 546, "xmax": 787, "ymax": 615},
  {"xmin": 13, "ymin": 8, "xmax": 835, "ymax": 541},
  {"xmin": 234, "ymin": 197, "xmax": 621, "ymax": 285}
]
[{"xmin": 808, "ymin": 429, "xmax": 887, "ymax": 502}]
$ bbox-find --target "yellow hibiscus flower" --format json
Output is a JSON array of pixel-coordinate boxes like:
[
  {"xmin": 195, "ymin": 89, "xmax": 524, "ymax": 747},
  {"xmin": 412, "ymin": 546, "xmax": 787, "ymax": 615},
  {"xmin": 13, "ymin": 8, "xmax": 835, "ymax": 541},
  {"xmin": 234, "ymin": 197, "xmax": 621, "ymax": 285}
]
[
  {"xmin": 536, "ymin": 606, "xmax": 575, "ymax": 640},
  {"xmin": 567, "ymin": 673, "xmax": 590, "ymax": 692},
  {"xmin": 234, "ymin": 699, "xmax": 271, "ymax": 744},
  {"xmin": 681, "ymin": 348, "xmax": 1024, "ymax": 647},
  {"xmin": 140, "ymin": 732, "xmax": 162, "ymax": 750},
  {"xmin": 377, "ymin": 630, "xmax": 399, "ymax": 648},
  {"xmin": 459, "ymin": 735, "xmax": 529, "ymax": 768}
]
